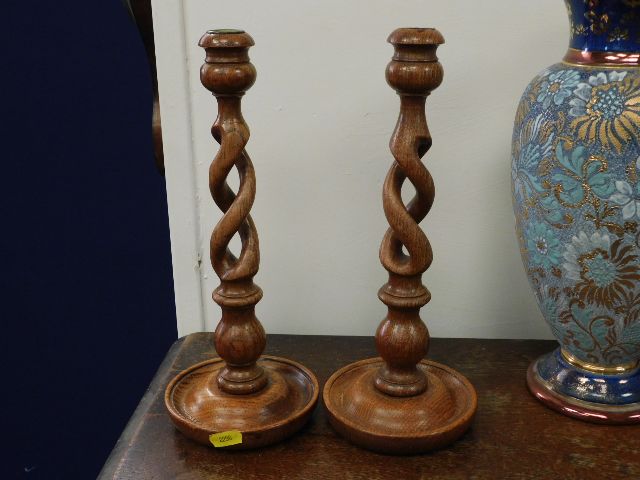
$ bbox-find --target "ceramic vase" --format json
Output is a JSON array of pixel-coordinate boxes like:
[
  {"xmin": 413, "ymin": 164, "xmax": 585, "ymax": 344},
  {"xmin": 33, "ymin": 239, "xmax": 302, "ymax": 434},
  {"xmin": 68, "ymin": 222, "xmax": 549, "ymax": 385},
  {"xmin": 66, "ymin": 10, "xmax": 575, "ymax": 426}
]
[{"xmin": 512, "ymin": 0, "xmax": 640, "ymax": 423}]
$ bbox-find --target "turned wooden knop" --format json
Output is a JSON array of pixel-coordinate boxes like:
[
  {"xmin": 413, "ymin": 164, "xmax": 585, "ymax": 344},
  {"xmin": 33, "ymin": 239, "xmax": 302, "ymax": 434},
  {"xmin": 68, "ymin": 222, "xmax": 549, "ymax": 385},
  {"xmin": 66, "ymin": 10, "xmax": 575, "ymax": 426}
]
[
  {"xmin": 374, "ymin": 28, "xmax": 445, "ymax": 397},
  {"xmin": 199, "ymin": 29, "xmax": 267, "ymax": 395}
]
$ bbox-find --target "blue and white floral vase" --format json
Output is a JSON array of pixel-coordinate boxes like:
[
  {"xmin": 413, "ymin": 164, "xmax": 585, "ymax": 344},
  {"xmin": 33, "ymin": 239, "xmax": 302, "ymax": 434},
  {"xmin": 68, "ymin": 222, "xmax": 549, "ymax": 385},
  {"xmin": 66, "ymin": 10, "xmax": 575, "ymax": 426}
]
[{"xmin": 512, "ymin": 0, "xmax": 640, "ymax": 423}]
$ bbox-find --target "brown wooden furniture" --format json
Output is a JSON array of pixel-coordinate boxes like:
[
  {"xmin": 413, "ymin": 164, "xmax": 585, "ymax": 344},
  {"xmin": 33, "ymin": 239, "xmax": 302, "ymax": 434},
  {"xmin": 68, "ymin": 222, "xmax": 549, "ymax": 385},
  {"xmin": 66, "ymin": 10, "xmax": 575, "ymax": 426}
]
[
  {"xmin": 163, "ymin": 30, "xmax": 318, "ymax": 449},
  {"xmin": 323, "ymin": 28, "xmax": 477, "ymax": 454},
  {"xmin": 99, "ymin": 333, "xmax": 640, "ymax": 479},
  {"xmin": 123, "ymin": 0, "xmax": 164, "ymax": 174}
]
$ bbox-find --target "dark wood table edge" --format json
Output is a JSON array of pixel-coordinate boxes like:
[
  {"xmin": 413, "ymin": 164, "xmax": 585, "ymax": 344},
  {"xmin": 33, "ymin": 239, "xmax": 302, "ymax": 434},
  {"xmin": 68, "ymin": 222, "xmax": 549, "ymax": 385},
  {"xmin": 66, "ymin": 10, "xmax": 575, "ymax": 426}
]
[
  {"xmin": 97, "ymin": 334, "xmax": 561, "ymax": 479},
  {"xmin": 98, "ymin": 336, "xmax": 187, "ymax": 479}
]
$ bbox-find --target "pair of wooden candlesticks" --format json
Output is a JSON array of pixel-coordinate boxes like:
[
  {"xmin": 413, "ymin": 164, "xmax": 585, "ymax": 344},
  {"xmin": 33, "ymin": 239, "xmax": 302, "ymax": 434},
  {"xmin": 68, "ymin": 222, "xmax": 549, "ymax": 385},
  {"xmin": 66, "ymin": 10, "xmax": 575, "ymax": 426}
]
[{"xmin": 164, "ymin": 27, "xmax": 477, "ymax": 455}]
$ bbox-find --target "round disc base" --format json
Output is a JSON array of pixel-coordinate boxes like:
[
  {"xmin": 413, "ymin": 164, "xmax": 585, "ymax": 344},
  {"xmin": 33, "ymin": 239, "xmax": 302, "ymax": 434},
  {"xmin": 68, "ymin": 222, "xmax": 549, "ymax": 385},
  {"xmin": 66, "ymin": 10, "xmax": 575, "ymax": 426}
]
[
  {"xmin": 165, "ymin": 355, "xmax": 319, "ymax": 449},
  {"xmin": 323, "ymin": 357, "xmax": 477, "ymax": 454},
  {"xmin": 527, "ymin": 352, "xmax": 640, "ymax": 425}
]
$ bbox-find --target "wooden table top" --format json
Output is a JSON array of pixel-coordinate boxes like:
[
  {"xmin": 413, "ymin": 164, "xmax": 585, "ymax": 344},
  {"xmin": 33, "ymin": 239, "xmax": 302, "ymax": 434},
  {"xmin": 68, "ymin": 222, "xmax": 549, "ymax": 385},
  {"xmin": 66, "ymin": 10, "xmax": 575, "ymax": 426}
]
[{"xmin": 99, "ymin": 333, "xmax": 639, "ymax": 479}]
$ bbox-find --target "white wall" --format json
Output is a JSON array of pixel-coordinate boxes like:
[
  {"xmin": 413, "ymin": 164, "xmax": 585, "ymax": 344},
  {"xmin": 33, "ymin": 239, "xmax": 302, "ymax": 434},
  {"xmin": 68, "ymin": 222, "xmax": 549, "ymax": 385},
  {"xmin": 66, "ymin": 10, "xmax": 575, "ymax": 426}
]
[{"xmin": 152, "ymin": 0, "xmax": 568, "ymax": 338}]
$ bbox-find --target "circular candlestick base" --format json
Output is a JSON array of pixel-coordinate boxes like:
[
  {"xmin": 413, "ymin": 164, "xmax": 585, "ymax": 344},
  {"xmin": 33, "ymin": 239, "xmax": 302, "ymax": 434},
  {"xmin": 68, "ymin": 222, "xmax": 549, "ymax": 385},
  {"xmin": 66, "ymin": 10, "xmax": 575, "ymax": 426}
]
[
  {"xmin": 323, "ymin": 357, "xmax": 477, "ymax": 454},
  {"xmin": 165, "ymin": 355, "xmax": 319, "ymax": 449},
  {"xmin": 527, "ymin": 349, "xmax": 640, "ymax": 425}
]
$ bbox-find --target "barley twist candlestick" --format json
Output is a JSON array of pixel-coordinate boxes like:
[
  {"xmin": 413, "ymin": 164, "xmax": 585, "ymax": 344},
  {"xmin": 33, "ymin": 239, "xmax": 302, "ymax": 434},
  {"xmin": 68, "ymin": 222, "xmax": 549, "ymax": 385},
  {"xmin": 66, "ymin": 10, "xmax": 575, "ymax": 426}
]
[
  {"xmin": 165, "ymin": 29, "xmax": 318, "ymax": 450},
  {"xmin": 323, "ymin": 28, "xmax": 477, "ymax": 454},
  {"xmin": 204, "ymin": 29, "xmax": 265, "ymax": 396}
]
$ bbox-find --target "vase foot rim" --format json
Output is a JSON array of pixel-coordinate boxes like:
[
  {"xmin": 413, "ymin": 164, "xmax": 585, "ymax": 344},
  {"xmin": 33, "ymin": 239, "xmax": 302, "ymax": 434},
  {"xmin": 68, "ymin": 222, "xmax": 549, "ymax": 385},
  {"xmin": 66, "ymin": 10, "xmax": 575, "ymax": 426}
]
[
  {"xmin": 527, "ymin": 355, "xmax": 640, "ymax": 425},
  {"xmin": 560, "ymin": 349, "xmax": 639, "ymax": 375}
]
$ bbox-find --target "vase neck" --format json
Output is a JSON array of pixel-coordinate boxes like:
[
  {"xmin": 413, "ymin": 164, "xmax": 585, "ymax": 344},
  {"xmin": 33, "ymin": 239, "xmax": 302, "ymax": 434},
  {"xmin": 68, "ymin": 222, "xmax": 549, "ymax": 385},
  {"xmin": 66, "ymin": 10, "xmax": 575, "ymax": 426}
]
[{"xmin": 563, "ymin": 0, "xmax": 640, "ymax": 66}]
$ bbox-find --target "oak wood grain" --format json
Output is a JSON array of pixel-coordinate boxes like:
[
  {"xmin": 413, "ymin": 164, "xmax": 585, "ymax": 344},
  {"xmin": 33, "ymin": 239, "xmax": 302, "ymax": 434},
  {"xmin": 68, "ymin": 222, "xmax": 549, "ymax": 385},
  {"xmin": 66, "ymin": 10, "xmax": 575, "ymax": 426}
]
[
  {"xmin": 163, "ymin": 30, "xmax": 318, "ymax": 449},
  {"xmin": 323, "ymin": 28, "xmax": 476, "ymax": 454}
]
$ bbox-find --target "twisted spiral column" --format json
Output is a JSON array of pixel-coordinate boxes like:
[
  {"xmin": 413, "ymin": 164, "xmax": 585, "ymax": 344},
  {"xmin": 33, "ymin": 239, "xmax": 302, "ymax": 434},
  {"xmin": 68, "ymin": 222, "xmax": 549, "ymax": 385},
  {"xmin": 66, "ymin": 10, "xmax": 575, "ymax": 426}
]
[
  {"xmin": 375, "ymin": 28, "xmax": 445, "ymax": 397},
  {"xmin": 199, "ymin": 30, "xmax": 267, "ymax": 395}
]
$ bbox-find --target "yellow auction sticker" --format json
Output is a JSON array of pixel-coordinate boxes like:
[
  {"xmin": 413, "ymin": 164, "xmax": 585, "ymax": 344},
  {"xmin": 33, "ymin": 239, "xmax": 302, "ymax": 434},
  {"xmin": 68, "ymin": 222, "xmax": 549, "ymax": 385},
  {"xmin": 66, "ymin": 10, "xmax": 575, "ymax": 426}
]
[{"xmin": 209, "ymin": 430, "xmax": 243, "ymax": 448}]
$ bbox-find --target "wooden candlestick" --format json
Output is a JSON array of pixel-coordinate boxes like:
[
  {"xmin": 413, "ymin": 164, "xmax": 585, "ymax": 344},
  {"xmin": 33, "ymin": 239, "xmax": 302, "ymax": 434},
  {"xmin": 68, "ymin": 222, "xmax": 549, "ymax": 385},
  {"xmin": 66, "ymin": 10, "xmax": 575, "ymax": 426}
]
[
  {"xmin": 323, "ymin": 28, "xmax": 477, "ymax": 454},
  {"xmin": 165, "ymin": 29, "xmax": 318, "ymax": 449}
]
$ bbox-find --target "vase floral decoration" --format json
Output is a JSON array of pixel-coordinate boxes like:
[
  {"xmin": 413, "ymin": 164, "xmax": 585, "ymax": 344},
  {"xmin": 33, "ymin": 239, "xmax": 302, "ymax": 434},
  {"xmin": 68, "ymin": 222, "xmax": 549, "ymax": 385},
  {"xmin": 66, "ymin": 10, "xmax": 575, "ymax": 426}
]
[{"xmin": 512, "ymin": 0, "xmax": 640, "ymax": 423}]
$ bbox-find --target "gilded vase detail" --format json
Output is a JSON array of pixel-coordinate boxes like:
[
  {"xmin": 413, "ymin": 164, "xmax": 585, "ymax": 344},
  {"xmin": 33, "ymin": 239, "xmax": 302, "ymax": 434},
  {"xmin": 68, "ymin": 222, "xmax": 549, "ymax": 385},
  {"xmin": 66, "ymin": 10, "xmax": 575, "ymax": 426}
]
[{"xmin": 512, "ymin": 0, "xmax": 640, "ymax": 422}]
